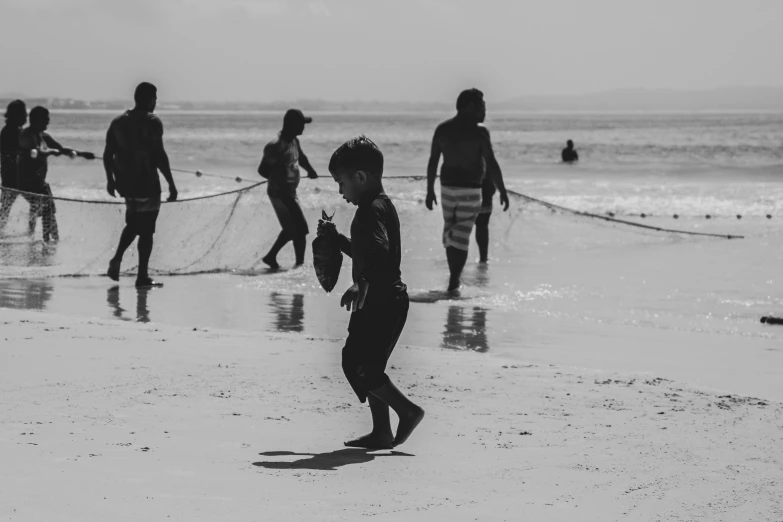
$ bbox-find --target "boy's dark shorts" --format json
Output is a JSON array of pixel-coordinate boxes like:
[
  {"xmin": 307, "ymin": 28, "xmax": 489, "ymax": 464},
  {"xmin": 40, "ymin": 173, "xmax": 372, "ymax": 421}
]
[
  {"xmin": 125, "ymin": 197, "xmax": 161, "ymax": 236},
  {"xmin": 342, "ymin": 290, "xmax": 409, "ymax": 403},
  {"xmin": 269, "ymin": 193, "xmax": 309, "ymax": 237}
]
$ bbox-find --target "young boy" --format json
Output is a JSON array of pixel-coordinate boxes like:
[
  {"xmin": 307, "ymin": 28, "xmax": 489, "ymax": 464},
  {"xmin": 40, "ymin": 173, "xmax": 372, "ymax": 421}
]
[
  {"xmin": 257, "ymin": 109, "xmax": 318, "ymax": 269},
  {"xmin": 319, "ymin": 136, "xmax": 424, "ymax": 449}
]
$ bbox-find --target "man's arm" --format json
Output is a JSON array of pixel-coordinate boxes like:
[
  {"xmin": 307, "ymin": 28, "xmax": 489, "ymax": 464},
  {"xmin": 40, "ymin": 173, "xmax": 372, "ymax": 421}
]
[
  {"xmin": 152, "ymin": 119, "xmax": 177, "ymax": 202},
  {"xmin": 297, "ymin": 141, "xmax": 318, "ymax": 178},
  {"xmin": 103, "ymin": 128, "xmax": 117, "ymax": 196},
  {"xmin": 480, "ymin": 127, "xmax": 509, "ymax": 211},
  {"xmin": 43, "ymin": 133, "xmax": 94, "ymax": 159},
  {"xmin": 425, "ymin": 126, "xmax": 442, "ymax": 210},
  {"xmin": 42, "ymin": 134, "xmax": 68, "ymax": 155}
]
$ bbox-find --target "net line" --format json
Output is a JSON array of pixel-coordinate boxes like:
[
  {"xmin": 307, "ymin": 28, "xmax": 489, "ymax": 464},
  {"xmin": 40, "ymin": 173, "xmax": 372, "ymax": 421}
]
[{"xmin": 0, "ymin": 158, "xmax": 744, "ymax": 239}]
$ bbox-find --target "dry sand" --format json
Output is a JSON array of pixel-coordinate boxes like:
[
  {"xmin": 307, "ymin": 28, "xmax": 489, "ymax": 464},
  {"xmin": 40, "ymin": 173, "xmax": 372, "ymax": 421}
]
[{"xmin": 1, "ymin": 309, "xmax": 781, "ymax": 521}]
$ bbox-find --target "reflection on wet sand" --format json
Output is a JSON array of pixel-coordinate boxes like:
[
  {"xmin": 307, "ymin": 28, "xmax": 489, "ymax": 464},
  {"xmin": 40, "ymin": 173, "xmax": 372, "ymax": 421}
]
[
  {"xmin": 441, "ymin": 305, "xmax": 489, "ymax": 353},
  {"xmin": 106, "ymin": 286, "xmax": 152, "ymax": 323},
  {"xmin": 0, "ymin": 239, "xmax": 58, "ymax": 268},
  {"xmin": 0, "ymin": 278, "xmax": 53, "ymax": 311},
  {"xmin": 269, "ymin": 292, "xmax": 304, "ymax": 333}
]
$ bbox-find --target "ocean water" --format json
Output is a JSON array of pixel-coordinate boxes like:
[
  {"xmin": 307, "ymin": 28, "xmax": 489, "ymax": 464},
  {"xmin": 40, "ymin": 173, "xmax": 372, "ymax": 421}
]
[{"xmin": 1, "ymin": 110, "xmax": 782, "ymax": 400}]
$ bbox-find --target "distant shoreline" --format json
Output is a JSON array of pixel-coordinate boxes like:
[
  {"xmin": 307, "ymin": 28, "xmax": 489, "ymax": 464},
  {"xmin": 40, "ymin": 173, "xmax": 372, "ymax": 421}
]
[
  {"xmin": 40, "ymin": 108, "xmax": 783, "ymax": 116},
  {"xmin": 4, "ymin": 86, "xmax": 783, "ymax": 113}
]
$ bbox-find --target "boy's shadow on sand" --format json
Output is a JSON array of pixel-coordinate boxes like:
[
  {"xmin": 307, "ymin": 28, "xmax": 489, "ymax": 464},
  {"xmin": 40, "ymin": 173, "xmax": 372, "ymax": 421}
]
[{"xmin": 253, "ymin": 449, "xmax": 414, "ymax": 471}]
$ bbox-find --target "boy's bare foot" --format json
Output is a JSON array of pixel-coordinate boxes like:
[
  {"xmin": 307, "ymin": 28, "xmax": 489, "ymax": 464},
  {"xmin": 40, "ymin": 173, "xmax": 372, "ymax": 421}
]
[
  {"xmin": 262, "ymin": 255, "xmax": 279, "ymax": 270},
  {"xmin": 393, "ymin": 406, "xmax": 424, "ymax": 447},
  {"xmin": 344, "ymin": 432, "xmax": 394, "ymax": 450}
]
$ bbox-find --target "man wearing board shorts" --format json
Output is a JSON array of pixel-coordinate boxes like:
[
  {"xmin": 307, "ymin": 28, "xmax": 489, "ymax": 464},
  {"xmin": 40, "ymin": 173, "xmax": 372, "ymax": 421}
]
[
  {"xmin": 103, "ymin": 82, "xmax": 178, "ymax": 288},
  {"xmin": 257, "ymin": 109, "xmax": 318, "ymax": 269},
  {"xmin": 426, "ymin": 88, "xmax": 509, "ymax": 291}
]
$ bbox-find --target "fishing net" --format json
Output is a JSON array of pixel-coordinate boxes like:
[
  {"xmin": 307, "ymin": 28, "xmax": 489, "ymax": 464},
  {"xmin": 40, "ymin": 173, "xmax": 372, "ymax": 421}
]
[
  {"xmin": 0, "ymin": 183, "xmax": 281, "ymax": 278},
  {"xmin": 0, "ymin": 172, "xmax": 746, "ymax": 280}
]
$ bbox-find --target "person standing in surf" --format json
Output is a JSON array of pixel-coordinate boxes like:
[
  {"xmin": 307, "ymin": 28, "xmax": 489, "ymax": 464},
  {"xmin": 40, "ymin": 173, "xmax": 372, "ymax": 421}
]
[
  {"xmin": 426, "ymin": 88, "xmax": 509, "ymax": 290},
  {"xmin": 561, "ymin": 139, "xmax": 579, "ymax": 163},
  {"xmin": 16, "ymin": 106, "xmax": 95, "ymax": 242},
  {"xmin": 319, "ymin": 136, "xmax": 424, "ymax": 449},
  {"xmin": 0, "ymin": 100, "xmax": 27, "ymax": 233},
  {"xmin": 257, "ymin": 109, "xmax": 318, "ymax": 269},
  {"xmin": 104, "ymin": 82, "xmax": 178, "ymax": 288}
]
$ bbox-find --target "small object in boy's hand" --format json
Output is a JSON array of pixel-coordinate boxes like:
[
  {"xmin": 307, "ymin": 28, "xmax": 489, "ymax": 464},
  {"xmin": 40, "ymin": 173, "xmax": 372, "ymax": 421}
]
[
  {"xmin": 30, "ymin": 149, "xmax": 38, "ymax": 159},
  {"xmin": 312, "ymin": 210, "xmax": 342, "ymax": 293}
]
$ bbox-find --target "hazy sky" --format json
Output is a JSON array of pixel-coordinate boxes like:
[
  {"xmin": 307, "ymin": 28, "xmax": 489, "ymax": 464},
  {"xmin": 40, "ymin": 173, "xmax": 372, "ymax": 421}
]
[{"xmin": 1, "ymin": 0, "xmax": 781, "ymax": 102}]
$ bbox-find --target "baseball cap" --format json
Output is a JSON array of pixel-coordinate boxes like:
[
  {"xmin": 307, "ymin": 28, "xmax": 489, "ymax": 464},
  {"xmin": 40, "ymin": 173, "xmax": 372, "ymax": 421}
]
[{"xmin": 284, "ymin": 109, "xmax": 312, "ymax": 126}]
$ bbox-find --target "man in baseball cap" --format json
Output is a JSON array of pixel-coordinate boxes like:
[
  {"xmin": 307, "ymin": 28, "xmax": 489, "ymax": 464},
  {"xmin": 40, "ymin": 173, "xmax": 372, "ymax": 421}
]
[
  {"xmin": 283, "ymin": 109, "xmax": 312, "ymax": 126},
  {"xmin": 257, "ymin": 108, "xmax": 318, "ymax": 269}
]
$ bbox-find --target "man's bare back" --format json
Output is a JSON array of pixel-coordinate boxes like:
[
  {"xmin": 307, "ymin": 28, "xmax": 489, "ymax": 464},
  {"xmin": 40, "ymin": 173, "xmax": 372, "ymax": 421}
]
[{"xmin": 432, "ymin": 117, "xmax": 489, "ymax": 187}]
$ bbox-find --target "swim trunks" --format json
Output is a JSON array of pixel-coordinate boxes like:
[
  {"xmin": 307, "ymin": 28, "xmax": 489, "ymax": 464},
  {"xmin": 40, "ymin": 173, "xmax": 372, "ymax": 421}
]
[
  {"xmin": 125, "ymin": 195, "xmax": 161, "ymax": 235},
  {"xmin": 269, "ymin": 192, "xmax": 309, "ymax": 237},
  {"xmin": 440, "ymin": 186, "xmax": 482, "ymax": 251},
  {"xmin": 342, "ymin": 290, "xmax": 409, "ymax": 402}
]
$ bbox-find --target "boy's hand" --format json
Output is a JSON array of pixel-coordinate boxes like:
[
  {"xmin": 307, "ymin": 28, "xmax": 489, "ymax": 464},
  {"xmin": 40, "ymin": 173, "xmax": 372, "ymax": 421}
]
[
  {"xmin": 79, "ymin": 151, "xmax": 96, "ymax": 160},
  {"xmin": 425, "ymin": 190, "xmax": 437, "ymax": 210},
  {"xmin": 317, "ymin": 219, "xmax": 336, "ymax": 238},
  {"xmin": 106, "ymin": 180, "xmax": 116, "ymax": 197},
  {"xmin": 167, "ymin": 184, "xmax": 178, "ymax": 202},
  {"xmin": 499, "ymin": 190, "xmax": 510, "ymax": 211},
  {"xmin": 307, "ymin": 170, "xmax": 318, "ymax": 179},
  {"xmin": 340, "ymin": 279, "xmax": 369, "ymax": 312}
]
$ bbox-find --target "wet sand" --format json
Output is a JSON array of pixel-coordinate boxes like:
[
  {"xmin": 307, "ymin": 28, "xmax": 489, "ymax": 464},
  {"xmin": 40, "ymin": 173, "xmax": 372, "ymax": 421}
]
[{"xmin": 1, "ymin": 273, "xmax": 782, "ymax": 401}]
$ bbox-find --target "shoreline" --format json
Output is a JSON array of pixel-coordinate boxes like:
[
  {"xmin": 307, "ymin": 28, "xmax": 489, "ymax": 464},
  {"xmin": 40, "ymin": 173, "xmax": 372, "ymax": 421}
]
[{"xmin": 1, "ymin": 308, "xmax": 781, "ymax": 521}]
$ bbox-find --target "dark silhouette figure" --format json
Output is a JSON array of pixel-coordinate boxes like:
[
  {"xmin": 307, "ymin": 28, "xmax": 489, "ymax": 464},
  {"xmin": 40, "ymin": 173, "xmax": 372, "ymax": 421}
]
[
  {"xmin": 253, "ymin": 449, "xmax": 413, "ymax": 471},
  {"xmin": 321, "ymin": 137, "xmax": 424, "ymax": 450},
  {"xmin": 561, "ymin": 139, "xmax": 579, "ymax": 163},
  {"xmin": 16, "ymin": 106, "xmax": 94, "ymax": 242},
  {"xmin": 258, "ymin": 109, "xmax": 318, "ymax": 269},
  {"xmin": 441, "ymin": 305, "xmax": 489, "ymax": 353},
  {"xmin": 269, "ymin": 292, "xmax": 304, "ymax": 332},
  {"xmin": 426, "ymin": 88, "xmax": 509, "ymax": 291},
  {"xmin": 0, "ymin": 100, "xmax": 27, "ymax": 233},
  {"xmin": 104, "ymin": 82, "xmax": 178, "ymax": 288}
]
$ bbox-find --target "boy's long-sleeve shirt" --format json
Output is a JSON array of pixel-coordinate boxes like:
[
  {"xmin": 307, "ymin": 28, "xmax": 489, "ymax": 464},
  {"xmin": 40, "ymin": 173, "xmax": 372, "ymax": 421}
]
[{"xmin": 337, "ymin": 191, "xmax": 406, "ymax": 296}]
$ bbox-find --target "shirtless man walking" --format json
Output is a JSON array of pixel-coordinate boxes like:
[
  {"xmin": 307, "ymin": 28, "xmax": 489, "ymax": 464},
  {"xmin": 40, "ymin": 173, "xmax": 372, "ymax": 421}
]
[
  {"xmin": 104, "ymin": 82, "xmax": 178, "ymax": 288},
  {"xmin": 426, "ymin": 88, "xmax": 509, "ymax": 291}
]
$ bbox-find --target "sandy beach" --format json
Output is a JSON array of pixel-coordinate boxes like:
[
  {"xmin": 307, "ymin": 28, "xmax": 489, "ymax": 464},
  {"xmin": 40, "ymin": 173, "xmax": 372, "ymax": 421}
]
[{"xmin": 1, "ymin": 308, "xmax": 780, "ymax": 521}]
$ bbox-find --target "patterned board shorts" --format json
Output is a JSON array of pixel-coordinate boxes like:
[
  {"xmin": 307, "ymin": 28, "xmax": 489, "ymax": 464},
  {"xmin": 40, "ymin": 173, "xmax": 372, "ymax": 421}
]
[{"xmin": 440, "ymin": 186, "xmax": 482, "ymax": 251}]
